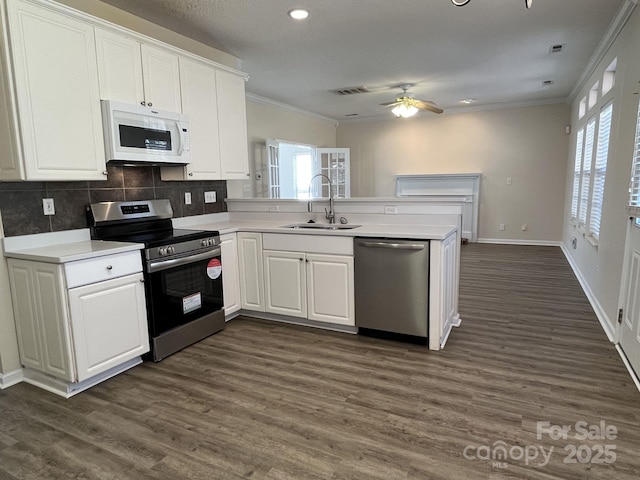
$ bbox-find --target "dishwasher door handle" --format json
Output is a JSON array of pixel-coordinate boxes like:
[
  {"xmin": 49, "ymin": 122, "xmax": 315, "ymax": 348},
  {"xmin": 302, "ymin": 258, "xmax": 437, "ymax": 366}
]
[{"xmin": 356, "ymin": 241, "xmax": 425, "ymax": 250}]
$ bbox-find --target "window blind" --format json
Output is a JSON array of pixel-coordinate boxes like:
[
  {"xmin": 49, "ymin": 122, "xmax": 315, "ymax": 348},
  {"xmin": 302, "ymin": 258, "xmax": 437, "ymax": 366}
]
[
  {"xmin": 588, "ymin": 103, "xmax": 613, "ymax": 240},
  {"xmin": 571, "ymin": 128, "xmax": 584, "ymax": 219},
  {"xmin": 629, "ymin": 100, "xmax": 640, "ymax": 210},
  {"xmin": 579, "ymin": 117, "xmax": 596, "ymax": 226}
]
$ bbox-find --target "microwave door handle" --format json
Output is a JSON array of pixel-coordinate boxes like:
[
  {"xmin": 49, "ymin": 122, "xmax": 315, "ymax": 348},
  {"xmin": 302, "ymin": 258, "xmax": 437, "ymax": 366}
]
[{"xmin": 175, "ymin": 121, "xmax": 184, "ymax": 155}]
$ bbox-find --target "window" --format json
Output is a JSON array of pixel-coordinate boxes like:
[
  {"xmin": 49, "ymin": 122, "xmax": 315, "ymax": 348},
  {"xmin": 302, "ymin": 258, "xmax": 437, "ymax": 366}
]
[
  {"xmin": 602, "ymin": 59, "xmax": 617, "ymax": 96},
  {"xmin": 571, "ymin": 128, "xmax": 584, "ymax": 219},
  {"xmin": 588, "ymin": 102, "xmax": 613, "ymax": 240},
  {"xmin": 579, "ymin": 117, "xmax": 596, "ymax": 226},
  {"xmin": 588, "ymin": 82, "xmax": 599, "ymax": 110},
  {"xmin": 629, "ymin": 100, "xmax": 640, "ymax": 218},
  {"xmin": 571, "ymin": 58, "xmax": 618, "ymax": 243},
  {"xmin": 579, "ymin": 97, "xmax": 587, "ymax": 120}
]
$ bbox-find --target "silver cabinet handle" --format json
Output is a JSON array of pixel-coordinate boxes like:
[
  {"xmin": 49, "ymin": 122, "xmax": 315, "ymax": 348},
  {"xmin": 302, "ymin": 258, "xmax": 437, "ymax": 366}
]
[
  {"xmin": 140, "ymin": 101, "xmax": 146, "ymax": 106},
  {"xmin": 357, "ymin": 241, "xmax": 425, "ymax": 250},
  {"xmin": 106, "ymin": 265, "xmax": 113, "ymax": 270},
  {"xmin": 147, "ymin": 102, "xmax": 153, "ymax": 106}
]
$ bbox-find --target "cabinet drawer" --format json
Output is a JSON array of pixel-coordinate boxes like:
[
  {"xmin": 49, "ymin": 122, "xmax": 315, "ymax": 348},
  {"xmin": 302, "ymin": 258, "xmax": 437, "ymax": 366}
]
[
  {"xmin": 262, "ymin": 233, "xmax": 353, "ymax": 255},
  {"xmin": 65, "ymin": 251, "xmax": 142, "ymax": 288}
]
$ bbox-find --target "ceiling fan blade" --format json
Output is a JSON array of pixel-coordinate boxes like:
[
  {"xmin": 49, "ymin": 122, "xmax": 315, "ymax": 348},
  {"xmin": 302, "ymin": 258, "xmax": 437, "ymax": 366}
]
[
  {"xmin": 380, "ymin": 100, "xmax": 401, "ymax": 107},
  {"xmin": 414, "ymin": 99, "xmax": 444, "ymax": 114}
]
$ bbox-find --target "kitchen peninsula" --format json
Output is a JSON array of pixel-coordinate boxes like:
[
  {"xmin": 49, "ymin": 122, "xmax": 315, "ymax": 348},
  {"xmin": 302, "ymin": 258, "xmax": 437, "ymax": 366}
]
[{"xmin": 174, "ymin": 197, "xmax": 463, "ymax": 351}]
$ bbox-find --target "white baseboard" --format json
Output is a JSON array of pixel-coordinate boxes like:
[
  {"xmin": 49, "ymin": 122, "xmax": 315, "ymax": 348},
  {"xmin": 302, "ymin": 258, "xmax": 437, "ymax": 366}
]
[
  {"xmin": 0, "ymin": 368, "xmax": 23, "ymax": 389},
  {"xmin": 477, "ymin": 238, "xmax": 561, "ymax": 247},
  {"xmin": 22, "ymin": 357, "xmax": 142, "ymax": 398},
  {"xmin": 616, "ymin": 344, "xmax": 640, "ymax": 393},
  {"xmin": 560, "ymin": 243, "xmax": 616, "ymax": 343}
]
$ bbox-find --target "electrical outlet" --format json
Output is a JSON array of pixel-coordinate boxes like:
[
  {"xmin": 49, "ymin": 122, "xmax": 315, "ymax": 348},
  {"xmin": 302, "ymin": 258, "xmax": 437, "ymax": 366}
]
[
  {"xmin": 506, "ymin": 177, "xmax": 512, "ymax": 185},
  {"xmin": 521, "ymin": 224, "xmax": 528, "ymax": 231},
  {"xmin": 269, "ymin": 204, "xmax": 280, "ymax": 212},
  {"xmin": 204, "ymin": 191, "xmax": 216, "ymax": 203},
  {"xmin": 499, "ymin": 223, "xmax": 505, "ymax": 231},
  {"xmin": 384, "ymin": 206, "xmax": 398, "ymax": 214},
  {"xmin": 42, "ymin": 198, "xmax": 55, "ymax": 215},
  {"xmin": 184, "ymin": 192, "xmax": 192, "ymax": 205}
]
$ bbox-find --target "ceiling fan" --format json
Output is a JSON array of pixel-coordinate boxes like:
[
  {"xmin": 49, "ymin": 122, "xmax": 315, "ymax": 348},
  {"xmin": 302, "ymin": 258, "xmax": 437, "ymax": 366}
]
[{"xmin": 380, "ymin": 85, "xmax": 444, "ymax": 118}]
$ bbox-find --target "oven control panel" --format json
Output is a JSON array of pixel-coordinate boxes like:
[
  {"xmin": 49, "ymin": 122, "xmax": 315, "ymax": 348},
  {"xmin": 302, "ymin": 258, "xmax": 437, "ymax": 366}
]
[
  {"xmin": 201, "ymin": 238, "xmax": 217, "ymax": 247},
  {"xmin": 146, "ymin": 235, "xmax": 221, "ymax": 261}
]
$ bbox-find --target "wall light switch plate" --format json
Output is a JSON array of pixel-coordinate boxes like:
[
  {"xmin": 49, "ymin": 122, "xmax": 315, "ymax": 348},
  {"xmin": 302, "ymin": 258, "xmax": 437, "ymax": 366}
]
[
  {"xmin": 184, "ymin": 192, "xmax": 192, "ymax": 205},
  {"xmin": 384, "ymin": 206, "xmax": 398, "ymax": 214},
  {"xmin": 204, "ymin": 191, "xmax": 216, "ymax": 203},
  {"xmin": 499, "ymin": 223, "xmax": 506, "ymax": 231},
  {"xmin": 42, "ymin": 198, "xmax": 55, "ymax": 215}
]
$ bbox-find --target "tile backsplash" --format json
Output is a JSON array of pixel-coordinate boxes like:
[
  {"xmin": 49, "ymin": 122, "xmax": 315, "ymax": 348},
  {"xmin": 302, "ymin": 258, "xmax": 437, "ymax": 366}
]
[{"xmin": 0, "ymin": 165, "xmax": 227, "ymax": 237}]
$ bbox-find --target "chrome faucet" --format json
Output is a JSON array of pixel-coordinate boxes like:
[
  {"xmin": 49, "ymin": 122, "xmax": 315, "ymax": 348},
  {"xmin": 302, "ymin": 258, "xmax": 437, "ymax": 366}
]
[{"xmin": 308, "ymin": 173, "xmax": 335, "ymax": 223}]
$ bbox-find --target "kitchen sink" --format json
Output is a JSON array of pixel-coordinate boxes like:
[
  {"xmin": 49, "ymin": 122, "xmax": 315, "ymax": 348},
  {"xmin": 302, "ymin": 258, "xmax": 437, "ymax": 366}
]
[{"xmin": 281, "ymin": 223, "xmax": 361, "ymax": 230}]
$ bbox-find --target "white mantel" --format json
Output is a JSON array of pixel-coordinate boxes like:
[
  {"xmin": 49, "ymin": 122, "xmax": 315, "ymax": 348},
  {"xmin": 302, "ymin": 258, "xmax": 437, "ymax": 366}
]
[{"xmin": 395, "ymin": 174, "xmax": 481, "ymax": 242}]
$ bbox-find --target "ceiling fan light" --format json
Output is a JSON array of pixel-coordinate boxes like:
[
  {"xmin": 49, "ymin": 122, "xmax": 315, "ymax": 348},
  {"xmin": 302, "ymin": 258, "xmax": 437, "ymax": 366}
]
[
  {"xmin": 392, "ymin": 104, "xmax": 419, "ymax": 118},
  {"xmin": 288, "ymin": 8, "xmax": 310, "ymax": 20}
]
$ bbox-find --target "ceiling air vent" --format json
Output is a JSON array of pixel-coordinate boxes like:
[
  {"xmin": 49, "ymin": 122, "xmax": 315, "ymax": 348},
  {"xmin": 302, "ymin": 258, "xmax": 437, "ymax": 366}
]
[
  {"xmin": 549, "ymin": 44, "xmax": 564, "ymax": 54},
  {"xmin": 330, "ymin": 85, "xmax": 371, "ymax": 95}
]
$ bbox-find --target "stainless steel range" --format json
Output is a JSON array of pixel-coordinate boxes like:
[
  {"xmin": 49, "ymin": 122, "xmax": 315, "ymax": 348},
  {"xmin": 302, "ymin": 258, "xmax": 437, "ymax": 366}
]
[{"xmin": 87, "ymin": 199, "xmax": 224, "ymax": 361}]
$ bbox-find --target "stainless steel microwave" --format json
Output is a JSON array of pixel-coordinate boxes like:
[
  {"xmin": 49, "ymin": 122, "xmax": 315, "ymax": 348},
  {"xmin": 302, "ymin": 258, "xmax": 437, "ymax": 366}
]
[{"xmin": 101, "ymin": 100, "xmax": 191, "ymax": 165}]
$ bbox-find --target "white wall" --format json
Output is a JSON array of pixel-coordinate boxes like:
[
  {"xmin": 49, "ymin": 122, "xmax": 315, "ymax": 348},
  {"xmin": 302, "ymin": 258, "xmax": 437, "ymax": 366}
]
[
  {"xmin": 228, "ymin": 97, "xmax": 337, "ymax": 198},
  {"xmin": 337, "ymin": 104, "xmax": 570, "ymax": 242},
  {"xmin": 562, "ymin": 7, "xmax": 640, "ymax": 333}
]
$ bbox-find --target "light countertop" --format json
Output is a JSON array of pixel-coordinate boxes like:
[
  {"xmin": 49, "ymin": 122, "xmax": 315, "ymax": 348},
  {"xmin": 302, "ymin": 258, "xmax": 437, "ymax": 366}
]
[
  {"xmin": 175, "ymin": 219, "xmax": 458, "ymax": 241},
  {"xmin": 3, "ymin": 229, "xmax": 144, "ymax": 264}
]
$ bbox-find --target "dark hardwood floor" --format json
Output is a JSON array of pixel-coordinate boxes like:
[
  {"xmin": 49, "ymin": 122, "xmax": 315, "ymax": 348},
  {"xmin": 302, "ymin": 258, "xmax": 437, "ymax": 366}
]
[{"xmin": 1, "ymin": 244, "xmax": 639, "ymax": 479}]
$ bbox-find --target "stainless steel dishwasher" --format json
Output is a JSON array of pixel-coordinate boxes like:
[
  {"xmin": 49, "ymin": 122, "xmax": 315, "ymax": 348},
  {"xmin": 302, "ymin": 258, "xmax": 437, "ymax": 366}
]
[{"xmin": 354, "ymin": 237, "xmax": 429, "ymax": 342}]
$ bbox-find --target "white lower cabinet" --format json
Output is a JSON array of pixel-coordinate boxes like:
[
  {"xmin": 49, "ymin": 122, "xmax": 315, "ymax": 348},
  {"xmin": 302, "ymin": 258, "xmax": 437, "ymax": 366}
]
[
  {"xmin": 237, "ymin": 232, "xmax": 265, "ymax": 311},
  {"xmin": 7, "ymin": 254, "xmax": 149, "ymax": 388},
  {"xmin": 263, "ymin": 250, "xmax": 355, "ymax": 326},
  {"xmin": 263, "ymin": 251, "xmax": 307, "ymax": 318},
  {"xmin": 68, "ymin": 273, "xmax": 148, "ymax": 382},
  {"xmin": 220, "ymin": 233, "xmax": 241, "ymax": 317}
]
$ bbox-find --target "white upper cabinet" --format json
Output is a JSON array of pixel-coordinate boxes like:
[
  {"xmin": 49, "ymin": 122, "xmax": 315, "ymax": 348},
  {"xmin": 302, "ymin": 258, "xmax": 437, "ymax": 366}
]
[
  {"xmin": 96, "ymin": 29, "xmax": 181, "ymax": 112},
  {"xmin": 216, "ymin": 69, "xmax": 250, "ymax": 179},
  {"xmin": 140, "ymin": 44, "xmax": 182, "ymax": 112},
  {"xmin": 95, "ymin": 28, "xmax": 145, "ymax": 104},
  {"xmin": 175, "ymin": 57, "xmax": 222, "ymax": 179},
  {"xmin": 160, "ymin": 61, "xmax": 249, "ymax": 181},
  {"xmin": 0, "ymin": 0, "xmax": 248, "ymax": 182},
  {"xmin": 0, "ymin": 0, "xmax": 107, "ymax": 181}
]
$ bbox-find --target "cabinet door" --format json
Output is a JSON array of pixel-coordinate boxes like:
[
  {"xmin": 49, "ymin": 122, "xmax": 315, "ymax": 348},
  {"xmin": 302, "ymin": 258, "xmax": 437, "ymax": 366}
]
[
  {"xmin": 179, "ymin": 58, "xmax": 222, "ymax": 179},
  {"xmin": 95, "ymin": 28, "xmax": 145, "ymax": 104},
  {"xmin": 264, "ymin": 251, "xmax": 307, "ymax": 318},
  {"xmin": 306, "ymin": 254, "xmax": 355, "ymax": 326},
  {"xmin": 216, "ymin": 69, "xmax": 249, "ymax": 179},
  {"xmin": 220, "ymin": 233, "xmax": 241, "ymax": 317},
  {"xmin": 32, "ymin": 263, "xmax": 76, "ymax": 381},
  {"xmin": 7, "ymin": 261, "xmax": 44, "ymax": 372},
  {"xmin": 237, "ymin": 232, "xmax": 265, "ymax": 311},
  {"xmin": 68, "ymin": 273, "xmax": 149, "ymax": 382},
  {"xmin": 140, "ymin": 44, "xmax": 181, "ymax": 112},
  {"xmin": 6, "ymin": 0, "xmax": 106, "ymax": 180}
]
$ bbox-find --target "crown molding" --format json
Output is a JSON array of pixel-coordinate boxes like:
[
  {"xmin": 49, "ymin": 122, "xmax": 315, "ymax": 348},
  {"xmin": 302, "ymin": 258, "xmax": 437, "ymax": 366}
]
[
  {"xmin": 568, "ymin": 0, "xmax": 637, "ymax": 102},
  {"xmin": 245, "ymin": 93, "xmax": 339, "ymax": 126}
]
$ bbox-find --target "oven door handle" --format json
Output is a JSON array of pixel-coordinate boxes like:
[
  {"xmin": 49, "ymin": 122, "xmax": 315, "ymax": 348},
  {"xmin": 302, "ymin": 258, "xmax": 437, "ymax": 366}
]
[{"xmin": 147, "ymin": 247, "xmax": 221, "ymax": 273}]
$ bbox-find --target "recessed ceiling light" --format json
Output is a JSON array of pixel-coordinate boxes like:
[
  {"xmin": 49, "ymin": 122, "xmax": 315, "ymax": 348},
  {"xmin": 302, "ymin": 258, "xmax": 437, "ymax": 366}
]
[
  {"xmin": 461, "ymin": 98, "xmax": 475, "ymax": 104},
  {"xmin": 288, "ymin": 8, "xmax": 309, "ymax": 20}
]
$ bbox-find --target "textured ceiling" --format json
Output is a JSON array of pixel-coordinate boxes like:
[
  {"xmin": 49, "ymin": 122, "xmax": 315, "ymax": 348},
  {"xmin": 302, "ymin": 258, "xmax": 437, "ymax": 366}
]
[{"xmin": 98, "ymin": 0, "xmax": 626, "ymax": 121}]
